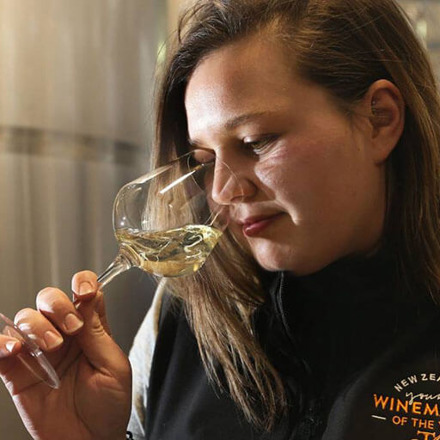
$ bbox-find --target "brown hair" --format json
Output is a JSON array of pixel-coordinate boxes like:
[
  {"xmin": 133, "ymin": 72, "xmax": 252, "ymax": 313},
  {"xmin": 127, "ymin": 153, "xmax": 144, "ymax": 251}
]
[{"xmin": 153, "ymin": 0, "xmax": 440, "ymax": 430}]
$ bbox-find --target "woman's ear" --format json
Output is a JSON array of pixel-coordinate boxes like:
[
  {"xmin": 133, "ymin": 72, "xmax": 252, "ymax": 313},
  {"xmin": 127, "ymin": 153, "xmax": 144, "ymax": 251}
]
[{"xmin": 362, "ymin": 79, "xmax": 405, "ymax": 164}]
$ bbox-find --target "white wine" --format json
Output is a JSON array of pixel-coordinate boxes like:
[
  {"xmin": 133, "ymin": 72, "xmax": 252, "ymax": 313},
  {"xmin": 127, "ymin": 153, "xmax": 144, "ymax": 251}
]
[{"xmin": 115, "ymin": 225, "xmax": 222, "ymax": 277}]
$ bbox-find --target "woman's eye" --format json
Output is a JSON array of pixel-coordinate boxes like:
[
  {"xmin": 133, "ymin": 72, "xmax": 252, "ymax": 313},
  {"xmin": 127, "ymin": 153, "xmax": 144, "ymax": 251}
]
[
  {"xmin": 191, "ymin": 148, "xmax": 216, "ymax": 164},
  {"xmin": 243, "ymin": 135, "xmax": 277, "ymax": 155}
]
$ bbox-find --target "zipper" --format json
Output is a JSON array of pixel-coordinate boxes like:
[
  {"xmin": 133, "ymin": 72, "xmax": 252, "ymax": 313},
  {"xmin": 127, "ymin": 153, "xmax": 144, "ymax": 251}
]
[{"xmin": 275, "ymin": 272, "xmax": 323, "ymax": 439}]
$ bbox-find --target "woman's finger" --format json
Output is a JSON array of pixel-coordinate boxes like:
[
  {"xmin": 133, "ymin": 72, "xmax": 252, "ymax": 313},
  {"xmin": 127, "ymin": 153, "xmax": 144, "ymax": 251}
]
[
  {"xmin": 14, "ymin": 308, "xmax": 64, "ymax": 352},
  {"xmin": 34, "ymin": 287, "xmax": 84, "ymax": 336},
  {"xmin": 71, "ymin": 270, "xmax": 99, "ymax": 300},
  {"xmin": 0, "ymin": 331, "xmax": 45, "ymax": 395},
  {"xmin": 0, "ymin": 335, "xmax": 22, "ymax": 358}
]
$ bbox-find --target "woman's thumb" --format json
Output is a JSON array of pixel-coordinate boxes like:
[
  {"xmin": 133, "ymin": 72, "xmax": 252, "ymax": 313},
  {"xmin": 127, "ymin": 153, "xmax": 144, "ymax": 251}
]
[{"xmin": 74, "ymin": 292, "xmax": 130, "ymax": 378}]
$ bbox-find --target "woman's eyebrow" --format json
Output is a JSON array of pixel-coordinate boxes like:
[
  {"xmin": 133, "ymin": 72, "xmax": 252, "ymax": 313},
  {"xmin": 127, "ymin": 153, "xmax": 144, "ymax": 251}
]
[
  {"xmin": 224, "ymin": 111, "xmax": 273, "ymax": 130},
  {"xmin": 187, "ymin": 110, "xmax": 279, "ymax": 147}
]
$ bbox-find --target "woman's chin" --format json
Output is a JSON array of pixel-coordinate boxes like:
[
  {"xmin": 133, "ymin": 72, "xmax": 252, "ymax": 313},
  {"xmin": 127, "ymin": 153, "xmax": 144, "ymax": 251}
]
[
  {"xmin": 253, "ymin": 248, "xmax": 330, "ymax": 276},
  {"xmin": 253, "ymin": 250, "xmax": 291, "ymax": 273}
]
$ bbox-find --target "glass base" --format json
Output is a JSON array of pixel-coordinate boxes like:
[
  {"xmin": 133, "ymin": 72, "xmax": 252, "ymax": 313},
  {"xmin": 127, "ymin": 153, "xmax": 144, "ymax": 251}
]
[{"xmin": 0, "ymin": 313, "xmax": 60, "ymax": 389}]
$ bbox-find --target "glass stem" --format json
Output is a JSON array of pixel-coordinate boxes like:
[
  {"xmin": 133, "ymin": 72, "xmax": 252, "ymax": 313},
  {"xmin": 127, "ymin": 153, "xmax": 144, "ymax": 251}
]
[{"xmin": 97, "ymin": 253, "xmax": 132, "ymax": 290}]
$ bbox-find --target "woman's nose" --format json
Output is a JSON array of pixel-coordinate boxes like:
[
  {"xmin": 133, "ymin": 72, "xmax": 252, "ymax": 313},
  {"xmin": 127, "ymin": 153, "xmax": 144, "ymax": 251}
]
[{"xmin": 210, "ymin": 161, "xmax": 254, "ymax": 205}]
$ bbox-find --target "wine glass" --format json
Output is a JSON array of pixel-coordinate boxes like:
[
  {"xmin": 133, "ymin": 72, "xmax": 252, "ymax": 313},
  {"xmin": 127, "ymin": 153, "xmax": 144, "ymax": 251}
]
[
  {"xmin": 97, "ymin": 149, "xmax": 235, "ymax": 286},
  {"xmin": 0, "ymin": 149, "xmax": 239, "ymax": 389}
]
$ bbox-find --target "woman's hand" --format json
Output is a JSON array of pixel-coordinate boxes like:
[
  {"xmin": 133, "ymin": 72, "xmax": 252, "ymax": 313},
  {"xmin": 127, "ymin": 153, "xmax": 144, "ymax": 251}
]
[{"xmin": 0, "ymin": 271, "xmax": 131, "ymax": 440}]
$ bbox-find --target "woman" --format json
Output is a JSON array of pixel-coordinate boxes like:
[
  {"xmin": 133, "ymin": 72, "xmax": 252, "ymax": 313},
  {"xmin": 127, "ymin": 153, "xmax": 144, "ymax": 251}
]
[{"xmin": 1, "ymin": 0, "xmax": 440, "ymax": 439}]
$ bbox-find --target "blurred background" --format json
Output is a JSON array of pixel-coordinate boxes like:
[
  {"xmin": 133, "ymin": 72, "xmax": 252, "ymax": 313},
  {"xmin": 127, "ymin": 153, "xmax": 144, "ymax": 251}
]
[
  {"xmin": 0, "ymin": 0, "xmax": 184, "ymax": 437},
  {"xmin": 0, "ymin": 0, "xmax": 438, "ymax": 437}
]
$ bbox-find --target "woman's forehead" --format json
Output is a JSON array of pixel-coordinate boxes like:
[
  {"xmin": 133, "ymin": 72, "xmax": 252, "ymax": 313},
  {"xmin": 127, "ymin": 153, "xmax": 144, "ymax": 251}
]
[
  {"xmin": 186, "ymin": 35, "xmax": 294, "ymax": 96},
  {"xmin": 184, "ymin": 36, "xmax": 303, "ymax": 134}
]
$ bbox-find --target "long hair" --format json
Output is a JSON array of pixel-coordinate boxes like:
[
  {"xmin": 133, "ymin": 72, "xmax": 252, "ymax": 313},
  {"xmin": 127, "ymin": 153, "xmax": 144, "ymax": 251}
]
[{"xmin": 152, "ymin": 0, "xmax": 440, "ymax": 430}]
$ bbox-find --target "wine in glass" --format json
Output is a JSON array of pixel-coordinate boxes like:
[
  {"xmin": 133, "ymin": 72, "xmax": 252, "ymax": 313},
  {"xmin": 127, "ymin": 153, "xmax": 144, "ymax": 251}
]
[
  {"xmin": 0, "ymin": 149, "xmax": 239, "ymax": 388},
  {"xmin": 97, "ymin": 149, "xmax": 234, "ymax": 285}
]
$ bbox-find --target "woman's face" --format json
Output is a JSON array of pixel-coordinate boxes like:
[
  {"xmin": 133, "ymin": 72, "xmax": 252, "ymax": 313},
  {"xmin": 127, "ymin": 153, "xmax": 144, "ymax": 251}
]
[{"xmin": 185, "ymin": 35, "xmax": 387, "ymax": 275}]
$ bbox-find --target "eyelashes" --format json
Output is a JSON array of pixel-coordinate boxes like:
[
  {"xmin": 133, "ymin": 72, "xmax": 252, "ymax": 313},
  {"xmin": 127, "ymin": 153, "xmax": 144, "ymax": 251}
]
[
  {"xmin": 187, "ymin": 133, "xmax": 280, "ymax": 160},
  {"xmin": 242, "ymin": 134, "xmax": 279, "ymax": 155}
]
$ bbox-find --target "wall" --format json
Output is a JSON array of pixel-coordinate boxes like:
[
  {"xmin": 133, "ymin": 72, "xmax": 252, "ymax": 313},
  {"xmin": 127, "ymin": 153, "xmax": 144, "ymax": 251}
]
[{"xmin": 399, "ymin": 0, "xmax": 440, "ymax": 81}]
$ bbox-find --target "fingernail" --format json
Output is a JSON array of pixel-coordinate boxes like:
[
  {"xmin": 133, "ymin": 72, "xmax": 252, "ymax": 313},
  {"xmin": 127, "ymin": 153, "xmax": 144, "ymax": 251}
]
[
  {"xmin": 64, "ymin": 313, "xmax": 84, "ymax": 333},
  {"xmin": 26, "ymin": 333, "xmax": 40, "ymax": 345},
  {"xmin": 6, "ymin": 340, "xmax": 19, "ymax": 353},
  {"xmin": 27, "ymin": 333, "xmax": 47, "ymax": 350},
  {"xmin": 78, "ymin": 281, "xmax": 95, "ymax": 296},
  {"xmin": 44, "ymin": 331, "xmax": 63, "ymax": 350}
]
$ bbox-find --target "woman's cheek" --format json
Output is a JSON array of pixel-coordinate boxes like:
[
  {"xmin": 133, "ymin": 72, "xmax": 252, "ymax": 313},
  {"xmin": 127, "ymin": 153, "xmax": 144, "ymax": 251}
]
[{"xmin": 255, "ymin": 155, "xmax": 290, "ymax": 190}]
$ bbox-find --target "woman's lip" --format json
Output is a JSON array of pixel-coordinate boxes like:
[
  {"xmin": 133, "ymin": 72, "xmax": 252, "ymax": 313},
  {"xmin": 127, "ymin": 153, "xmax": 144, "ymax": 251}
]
[{"xmin": 242, "ymin": 213, "xmax": 283, "ymax": 237}]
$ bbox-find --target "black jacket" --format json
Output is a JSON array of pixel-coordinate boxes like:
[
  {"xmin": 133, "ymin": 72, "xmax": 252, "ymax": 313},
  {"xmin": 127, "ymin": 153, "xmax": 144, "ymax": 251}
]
[{"xmin": 145, "ymin": 252, "xmax": 440, "ymax": 439}]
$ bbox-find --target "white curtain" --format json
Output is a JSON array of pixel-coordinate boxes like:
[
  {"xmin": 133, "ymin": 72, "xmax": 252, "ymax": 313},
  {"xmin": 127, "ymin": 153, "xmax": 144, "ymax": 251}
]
[{"xmin": 0, "ymin": 1, "xmax": 166, "ymax": 438}]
